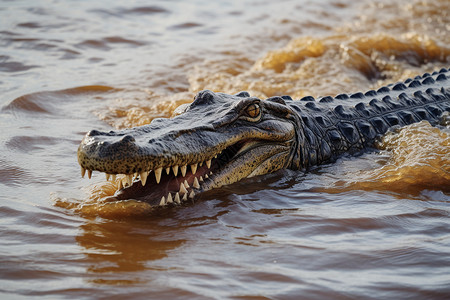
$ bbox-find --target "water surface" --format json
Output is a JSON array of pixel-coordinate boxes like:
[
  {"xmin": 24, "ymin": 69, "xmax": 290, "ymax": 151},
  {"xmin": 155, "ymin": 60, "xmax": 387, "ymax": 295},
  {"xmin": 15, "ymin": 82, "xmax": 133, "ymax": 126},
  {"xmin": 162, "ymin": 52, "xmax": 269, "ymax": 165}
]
[{"xmin": 0, "ymin": 0, "xmax": 449, "ymax": 299}]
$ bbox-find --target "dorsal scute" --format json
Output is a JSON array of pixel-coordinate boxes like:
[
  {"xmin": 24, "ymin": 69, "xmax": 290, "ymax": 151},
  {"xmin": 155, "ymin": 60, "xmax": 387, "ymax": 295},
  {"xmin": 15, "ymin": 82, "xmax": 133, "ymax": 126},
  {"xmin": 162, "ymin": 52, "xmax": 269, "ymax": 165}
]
[
  {"xmin": 393, "ymin": 83, "xmax": 407, "ymax": 91},
  {"xmin": 319, "ymin": 96, "xmax": 334, "ymax": 103},
  {"xmin": 335, "ymin": 93, "xmax": 349, "ymax": 100},
  {"xmin": 267, "ymin": 96, "xmax": 287, "ymax": 105},
  {"xmin": 408, "ymin": 80, "xmax": 421, "ymax": 88},
  {"xmin": 235, "ymin": 91, "xmax": 250, "ymax": 98},
  {"xmin": 422, "ymin": 77, "xmax": 435, "ymax": 85},
  {"xmin": 331, "ymin": 104, "xmax": 359, "ymax": 120},
  {"xmin": 436, "ymin": 73, "xmax": 447, "ymax": 81},
  {"xmin": 364, "ymin": 90, "xmax": 377, "ymax": 97},
  {"xmin": 377, "ymin": 86, "xmax": 390, "ymax": 94},
  {"xmin": 382, "ymin": 95, "xmax": 402, "ymax": 109},
  {"xmin": 350, "ymin": 92, "xmax": 365, "ymax": 99},
  {"xmin": 300, "ymin": 95, "xmax": 315, "ymax": 102}
]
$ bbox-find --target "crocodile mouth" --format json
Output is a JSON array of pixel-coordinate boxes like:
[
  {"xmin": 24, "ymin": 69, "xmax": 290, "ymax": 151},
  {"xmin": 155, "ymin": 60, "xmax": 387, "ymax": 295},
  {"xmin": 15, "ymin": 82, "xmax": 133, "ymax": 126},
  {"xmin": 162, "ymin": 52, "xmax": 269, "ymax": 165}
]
[{"xmin": 82, "ymin": 139, "xmax": 265, "ymax": 207}]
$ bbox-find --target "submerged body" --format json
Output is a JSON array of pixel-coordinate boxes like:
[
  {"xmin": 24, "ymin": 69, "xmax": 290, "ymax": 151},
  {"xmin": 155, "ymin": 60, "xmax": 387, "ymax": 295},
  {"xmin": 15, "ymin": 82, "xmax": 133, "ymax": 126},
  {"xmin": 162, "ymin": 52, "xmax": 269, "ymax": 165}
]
[{"xmin": 78, "ymin": 68, "xmax": 450, "ymax": 206}]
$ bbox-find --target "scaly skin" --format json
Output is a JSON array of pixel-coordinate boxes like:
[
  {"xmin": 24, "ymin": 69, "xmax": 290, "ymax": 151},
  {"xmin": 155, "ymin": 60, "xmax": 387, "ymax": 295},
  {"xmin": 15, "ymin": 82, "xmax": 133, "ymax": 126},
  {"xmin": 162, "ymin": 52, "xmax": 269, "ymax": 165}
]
[{"xmin": 78, "ymin": 68, "xmax": 450, "ymax": 207}]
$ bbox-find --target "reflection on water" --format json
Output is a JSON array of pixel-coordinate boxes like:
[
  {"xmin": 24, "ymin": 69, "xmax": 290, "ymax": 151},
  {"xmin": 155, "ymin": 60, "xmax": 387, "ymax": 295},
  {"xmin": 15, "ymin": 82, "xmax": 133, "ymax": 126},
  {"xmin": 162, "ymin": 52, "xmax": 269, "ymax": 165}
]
[
  {"xmin": 78, "ymin": 220, "xmax": 185, "ymax": 285},
  {"xmin": 1, "ymin": 0, "xmax": 449, "ymax": 298}
]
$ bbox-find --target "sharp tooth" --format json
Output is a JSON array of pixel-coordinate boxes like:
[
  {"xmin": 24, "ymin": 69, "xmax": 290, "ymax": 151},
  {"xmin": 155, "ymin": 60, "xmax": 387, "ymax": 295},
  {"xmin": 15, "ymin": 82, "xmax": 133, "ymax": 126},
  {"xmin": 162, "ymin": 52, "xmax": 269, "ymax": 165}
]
[
  {"xmin": 81, "ymin": 167, "xmax": 86, "ymax": 178},
  {"xmin": 179, "ymin": 183, "xmax": 188, "ymax": 195},
  {"xmin": 193, "ymin": 177, "xmax": 200, "ymax": 189},
  {"xmin": 160, "ymin": 196, "xmax": 166, "ymax": 206},
  {"xmin": 105, "ymin": 173, "xmax": 110, "ymax": 181},
  {"xmin": 172, "ymin": 165, "xmax": 179, "ymax": 176},
  {"xmin": 206, "ymin": 159, "xmax": 211, "ymax": 168},
  {"xmin": 180, "ymin": 165, "xmax": 187, "ymax": 177},
  {"xmin": 205, "ymin": 174, "xmax": 209, "ymax": 179},
  {"xmin": 118, "ymin": 180, "xmax": 123, "ymax": 190},
  {"xmin": 111, "ymin": 174, "xmax": 116, "ymax": 181},
  {"xmin": 189, "ymin": 190, "xmax": 195, "ymax": 199},
  {"xmin": 167, "ymin": 193, "xmax": 173, "ymax": 204},
  {"xmin": 134, "ymin": 172, "xmax": 138, "ymax": 180},
  {"xmin": 182, "ymin": 193, "xmax": 188, "ymax": 201},
  {"xmin": 199, "ymin": 176, "xmax": 204, "ymax": 182},
  {"xmin": 174, "ymin": 192, "xmax": 181, "ymax": 204},
  {"xmin": 166, "ymin": 167, "xmax": 170, "ymax": 175},
  {"xmin": 87, "ymin": 170, "xmax": 92, "ymax": 179},
  {"xmin": 199, "ymin": 161, "xmax": 203, "ymax": 166},
  {"xmin": 214, "ymin": 154, "xmax": 217, "ymax": 159},
  {"xmin": 140, "ymin": 171, "xmax": 148, "ymax": 186},
  {"xmin": 184, "ymin": 180, "xmax": 190, "ymax": 188},
  {"xmin": 209, "ymin": 171, "xmax": 213, "ymax": 175},
  {"xmin": 191, "ymin": 163, "xmax": 198, "ymax": 175},
  {"xmin": 126, "ymin": 174, "xmax": 133, "ymax": 186},
  {"xmin": 154, "ymin": 167, "xmax": 162, "ymax": 184}
]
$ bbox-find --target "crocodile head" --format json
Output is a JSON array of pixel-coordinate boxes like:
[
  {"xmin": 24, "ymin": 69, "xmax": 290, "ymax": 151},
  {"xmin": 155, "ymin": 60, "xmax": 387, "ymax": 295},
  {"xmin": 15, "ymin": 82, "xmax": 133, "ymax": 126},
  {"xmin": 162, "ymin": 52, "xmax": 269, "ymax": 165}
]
[{"xmin": 77, "ymin": 90, "xmax": 300, "ymax": 207}]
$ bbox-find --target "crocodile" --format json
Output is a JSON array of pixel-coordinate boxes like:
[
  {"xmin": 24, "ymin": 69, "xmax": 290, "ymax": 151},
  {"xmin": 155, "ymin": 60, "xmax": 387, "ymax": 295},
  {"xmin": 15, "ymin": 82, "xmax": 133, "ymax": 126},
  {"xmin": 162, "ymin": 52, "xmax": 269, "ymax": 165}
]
[{"xmin": 78, "ymin": 68, "xmax": 450, "ymax": 207}]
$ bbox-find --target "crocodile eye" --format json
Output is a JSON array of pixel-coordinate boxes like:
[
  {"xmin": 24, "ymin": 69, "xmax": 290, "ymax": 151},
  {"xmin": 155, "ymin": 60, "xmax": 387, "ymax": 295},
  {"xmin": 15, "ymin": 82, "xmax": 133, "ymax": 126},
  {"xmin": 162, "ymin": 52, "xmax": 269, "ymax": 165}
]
[{"xmin": 245, "ymin": 103, "xmax": 261, "ymax": 119}]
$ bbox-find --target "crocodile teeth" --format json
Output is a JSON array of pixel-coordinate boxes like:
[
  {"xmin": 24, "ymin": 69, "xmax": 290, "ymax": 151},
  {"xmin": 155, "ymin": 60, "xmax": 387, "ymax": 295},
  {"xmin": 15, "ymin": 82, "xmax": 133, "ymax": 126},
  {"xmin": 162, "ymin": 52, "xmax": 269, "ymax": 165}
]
[
  {"xmin": 205, "ymin": 174, "xmax": 209, "ymax": 179},
  {"xmin": 172, "ymin": 165, "xmax": 179, "ymax": 176},
  {"xmin": 189, "ymin": 190, "xmax": 195, "ymax": 199},
  {"xmin": 199, "ymin": 176, "xmax": 203, "ymax": 182},
  {"xmin": 154, "ymin": 167, "xmax": 162, "ymax": 184},
  {"xmin": 165, "ymin": 167, "xmax": 170, "ymax": 175},
  {"xmin": 193, "ymin": 177, "xmax": 200, "ymax": 189},
  {"xmin": 174, "ymin": 192, "xmax": 181, "ymax": 204},
  {"xmin": 180, "ymin": 165, "xmax": 187, "ymax": 177},
  {"xmin": 179, "ymin": 183, "xmax": 188, "ymax": 195},
  {"xmin": 140, "ymin": 171, "xmax": 148, "ymax": 186},
  {"xmin": 167, "ymin": 193, "xmax": 173, "ymax": 204},
  {"xmin": 87, "ymin": 169, "xmax": 92, "ymax": 179},
  {"xmin": 118, "ymin": 180, "xmax": 123, "ymax": 190},
  {"xmin": 191, "ymin": 163, "xmax": 198, "ymax": 174},
  {"xmin": 206, "ymin": 159, "xmax": 211, "ymax": 169},
  {"xmin": 81, "ymin": 167, "xmax": 86, "ymax": 178},
  {"xmin": 160, "ymin": 196, "xmax": 166, "ymax": 206},
  {"xmin": 182, "ymin": 193, "xmax": 188, "ymax": 201},
  {"xmin": 105, "ymin": 174, "xmax": 111, "ymax": 181},
  {"xmin": 126, "ymin": 174, "xmax": 133, "ymax": 186},
  {"xmin": 199, "ymin": 161, "xmax": 203, "ymax": 166},
  {"xmin": 184, "ymin": 180, "xmax": 190, "ymax": 188}
]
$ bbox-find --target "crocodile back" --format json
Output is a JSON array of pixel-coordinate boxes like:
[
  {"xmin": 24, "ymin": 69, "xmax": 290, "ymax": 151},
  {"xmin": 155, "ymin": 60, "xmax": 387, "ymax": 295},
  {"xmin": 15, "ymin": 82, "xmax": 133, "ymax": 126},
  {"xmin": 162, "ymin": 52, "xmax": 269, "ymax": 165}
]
[{"xmin": 286, "ymin": 68, "xmax": 450, "ymax": 168}]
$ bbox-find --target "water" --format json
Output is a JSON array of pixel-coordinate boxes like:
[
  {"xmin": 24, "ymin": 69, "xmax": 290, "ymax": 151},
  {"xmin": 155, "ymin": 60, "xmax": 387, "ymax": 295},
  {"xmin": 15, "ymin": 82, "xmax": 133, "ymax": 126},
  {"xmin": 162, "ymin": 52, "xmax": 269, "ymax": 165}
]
[{"xmin": 1, "ymin": 0, "xmax": 449, "ymax": 299}]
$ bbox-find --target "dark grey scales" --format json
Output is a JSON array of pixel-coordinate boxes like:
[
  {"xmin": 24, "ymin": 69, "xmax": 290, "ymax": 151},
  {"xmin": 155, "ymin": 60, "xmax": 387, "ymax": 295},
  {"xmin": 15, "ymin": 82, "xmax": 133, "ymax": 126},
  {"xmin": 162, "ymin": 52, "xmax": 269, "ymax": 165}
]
[{"xmin": 283, "ymin": 68, "xmax": 450, "ymax": 169}]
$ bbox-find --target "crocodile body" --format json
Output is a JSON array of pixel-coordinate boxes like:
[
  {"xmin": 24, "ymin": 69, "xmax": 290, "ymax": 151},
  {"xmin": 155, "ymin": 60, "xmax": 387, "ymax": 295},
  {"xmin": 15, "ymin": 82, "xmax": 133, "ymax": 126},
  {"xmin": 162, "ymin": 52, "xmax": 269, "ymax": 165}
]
[{"xmin": 78, "ymin": 68, "xmax": 450, "ymax": 207}]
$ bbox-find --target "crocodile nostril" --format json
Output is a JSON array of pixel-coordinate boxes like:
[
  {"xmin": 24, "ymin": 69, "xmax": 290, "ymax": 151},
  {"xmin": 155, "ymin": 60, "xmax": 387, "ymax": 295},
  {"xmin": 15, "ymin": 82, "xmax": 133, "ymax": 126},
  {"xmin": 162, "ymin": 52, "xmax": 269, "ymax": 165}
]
[
  {"xmin": 121, "ymin": 135, "xmax": 136, "ymax": 143},
  {"xmin": 193, "ymin": 90, "xmax": 215, "ymax": 106},
  {"xmin": 87, "ymin": 129, "xmax": 102, "ymax": 136}
]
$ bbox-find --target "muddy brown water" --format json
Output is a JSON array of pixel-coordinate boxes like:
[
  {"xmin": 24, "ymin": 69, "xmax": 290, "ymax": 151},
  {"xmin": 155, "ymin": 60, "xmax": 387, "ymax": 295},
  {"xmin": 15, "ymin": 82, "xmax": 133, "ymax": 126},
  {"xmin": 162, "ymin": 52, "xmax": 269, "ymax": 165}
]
[{"xmin": 0, "ymin": 0, "xmax": 449, "ymax": 299}]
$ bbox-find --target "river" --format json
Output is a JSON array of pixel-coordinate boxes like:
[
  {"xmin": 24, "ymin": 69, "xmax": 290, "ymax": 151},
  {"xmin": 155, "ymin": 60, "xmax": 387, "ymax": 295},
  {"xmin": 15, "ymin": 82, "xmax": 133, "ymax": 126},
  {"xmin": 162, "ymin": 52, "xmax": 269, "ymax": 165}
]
[{"xmin": 0, "ymin": 0, "xmax": 449, "ymax": 299}]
